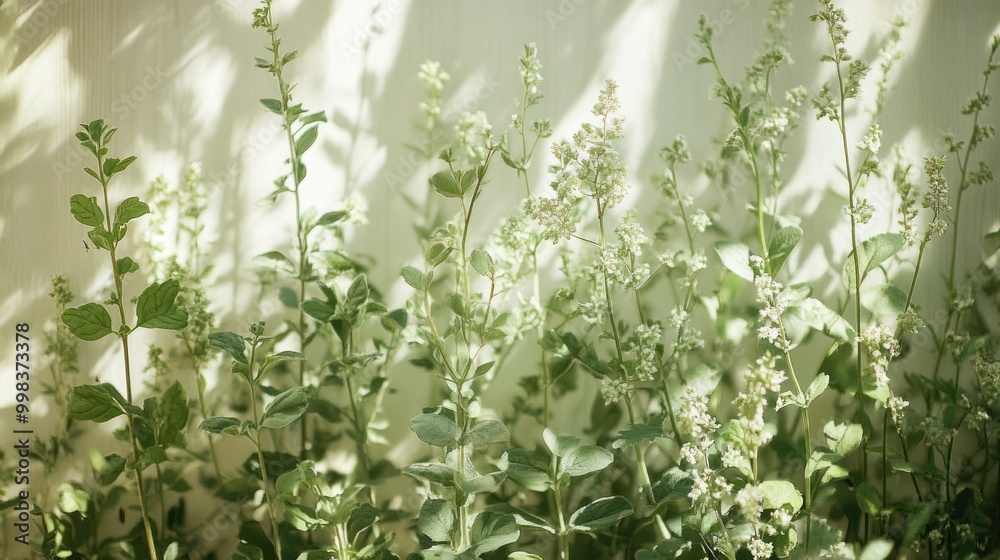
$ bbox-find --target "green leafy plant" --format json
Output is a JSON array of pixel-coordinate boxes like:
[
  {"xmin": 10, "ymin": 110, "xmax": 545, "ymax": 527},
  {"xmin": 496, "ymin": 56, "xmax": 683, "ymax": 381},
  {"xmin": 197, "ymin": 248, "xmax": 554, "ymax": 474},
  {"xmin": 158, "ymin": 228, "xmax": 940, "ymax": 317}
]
[
  {"xmin": 32, "ymin": 1, "xmax": 1000, "ymax": 559},
  {"xmin": 62, "ymin": 119, "xmax": 190, "ymax": 560},
  {"xmin": 203, "ymin": 322, "xmax": 310, "ymax": 559}
]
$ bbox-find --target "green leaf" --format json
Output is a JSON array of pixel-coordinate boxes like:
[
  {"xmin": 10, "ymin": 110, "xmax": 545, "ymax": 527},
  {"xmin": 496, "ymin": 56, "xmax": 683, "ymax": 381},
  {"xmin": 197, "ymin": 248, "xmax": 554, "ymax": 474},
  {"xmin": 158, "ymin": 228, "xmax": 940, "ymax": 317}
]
[
  {"xmin": 792, "ymin": 298, "xmax": 855, "ymax": 343},
  {"xmin": 89, "ymin": 450, "xmax": 126, "ymax": 486},
  {"xmin": 295, "ymin": 125, "xmax": 319, "ymax": 155},
  {"xmin": 284, "ymin": 503, "xmax": 325, "ymax": 531},
  {"xmin": 419, "ymin": 499, "xmax": 454, "ymax": 542},
  {"xmin": 256, "ymin": 250, "xmax": 295, "ymax": 272},
  {"xmin": 409, "ymin": 414, "xmax": 462, "ymax": 447},
  {"xmin": 542, "ymin": 429, "xmax": 580, "ymax": 457},
  {"xmin": 69, "ymin": 194, "xmax": 104, "ymax": 227},
  {"xmin": 488, "ymin": 505, "xmax": 556, "ymax": 534},
  {"xmin": 260, "ymin": 386, "xmax": 313, "ymax": 429},
  {"xmin": 430, "ymin": 170, "xmax": 463, "ymax": 198},
  {"xmin": 116, "ymin": 256, "xmax": 140, "ymax": 277},
  {"xmin": 301, "ymin": 111, "xmax": 328, "ymax": 125},
  {"xmin": 347, "ymin": 503, "xmax": 380, "ymax": 540},
  {"xmin": 613, "ymin": 422, "xmax": 665, "ymax": 449},
  {"xmin": 135, "ymin": 280, "xmax": 188, "ymax": 330},
  {"xmin": 141, "ymin": 445, "xmax": 169, "ymax": 468},
  {"xmin": 403, "ymin": 462, "xmax": 456, "ymax": 486},
  {"xmin": 113, "ymin": 196, "xmax": 150, "ymax": 227},
  {"xmin": 159, "ymin": 381, "xmax": 189, "ymax": 447},
  {"xmin": 87, "ymin": 225, "xmax": 114, "ymax": 250},
  {"xmin": 499, "ymin": 450, "xmax": 551, "ymax": 492},
  {"xmin": 714, "ymin": 241, "xmax": 754, "ymax": 282},
  {"xmin": 68, "ymin": 383, "xmax": 125, "ymax": 423},
  {"xmin": 233, "ymin": 543, "xmax": 265, "ymax": 560},
  {"xmin": 113, "ymin": 155, "xmax": 137, "ymax": 175},
  {"xmin": 401, "ymin": 266, "xmax": 425, "ymax": 290},
  {"xmin": 62, "ymin": 303, "xmax": 114, "ymax": 341},
  {"xmin": 261, "ymin": 350, "xmax": 306, "ymax": 378},
  {"xmin": 260, "ymin": 98, "xmax": 282, "ymax": 114},
  {"xmin": 347, "ymin": 273, "xmax": 370, "ymax": 306},
  {"xmin": 804, "ymin": 374, "xmax": 829, "ymax": 406},
  {"xmin": 464, "ymin": 419, "xmax": 509, "ymax": 447},
  {"xmin": 768, "ymin": 225, "xmax": 802, "ymax": 275},
  {"xmin": 315, "ymin": 210, "xmax": 347, "ymax": 228},
  {"xmin": 824, "ymin": 420, "xmax": 863, "ymax": 455},
  {"xmin": 278, "ymin": 286, "xmax": 299, "ymax": 308},
  {"xmin": 843, "ymin": 233, "xmax": 905, "ymax": 291},
  {"xmin": 470, "ymin": 248, "xmax": 494, "ymax": 277},
  {"xmin": 460, "ymin": 471, "xmax": 506, "ymax": 495},
  {"xmin": 302, "ymin": 298, "xmax": 336, "ymax": 322},
  {"xmin": 856, "ymin": 482, "xmax": 882, "ymax": 517},
  {"xmin": 568, "ymin": 496, "xmax": 633, "ymax": 531},
  {"xmin": 859, "ymin": 540, "xmax": 893, "ymax": 560},
  {"xmin": 562, "ymin": 445, "xmax": 613, "ymax": 477},
  {"xmin": 861, "ymin": 282, "xmax": 907, "ymax": 318},
  {"xmin": 508, "ymin": 553, "xmax": 543, "ymax": 560},
  {"xmin": 208, "ymin": 331, "xmax": 249, "ymax": 364},
  {"xmin": 470, "ymin": 511, "xmax": 519, "ymax": 555},
  {"xmin": 652, "ymin": 468, "xmax": 694, "ymax": 503},
  {"xmin": 758, "ymin": 480, "xmax": 803, "ymax": 513},
  {"xmin": 199, "ymin": 416, "xmax": 242, "ymax": 435},
  {"xmin": 57, "ymin": 483, "xmax": 90, "ymax": 516}
]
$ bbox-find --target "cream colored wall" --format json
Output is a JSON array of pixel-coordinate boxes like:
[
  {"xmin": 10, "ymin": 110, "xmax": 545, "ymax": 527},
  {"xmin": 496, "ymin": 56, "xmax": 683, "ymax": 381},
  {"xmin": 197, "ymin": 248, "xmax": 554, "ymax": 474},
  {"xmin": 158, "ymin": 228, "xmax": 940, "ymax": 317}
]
[{"xmin": 1, "ymin": 0, "xmax": 999, "ymax": 554}]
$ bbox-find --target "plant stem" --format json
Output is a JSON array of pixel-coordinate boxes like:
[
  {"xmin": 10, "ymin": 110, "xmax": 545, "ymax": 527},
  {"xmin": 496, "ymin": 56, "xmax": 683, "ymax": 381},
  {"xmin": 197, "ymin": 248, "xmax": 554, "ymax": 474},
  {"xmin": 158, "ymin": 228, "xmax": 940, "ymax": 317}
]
[
  {"xmin": 96, "ymin": 155, "xmax": 159, "ymax": 560},
  {"xmin": 249, "ymin": 339, "xmax": 283, "ymax": 560},
  {"xmin": 260, "ymin": 6, "xmax": 312, "ymax": 462},
  {"xmin": 825, "ymin": 30, "xmax": 869, "ymax": 539},
  {"xmin": 552, "ymin": 474, "xmax": 570, "ymax": 560},
  {"xmin": 185, "ymin": 338, "xmax": 223, "ymax": 480}
]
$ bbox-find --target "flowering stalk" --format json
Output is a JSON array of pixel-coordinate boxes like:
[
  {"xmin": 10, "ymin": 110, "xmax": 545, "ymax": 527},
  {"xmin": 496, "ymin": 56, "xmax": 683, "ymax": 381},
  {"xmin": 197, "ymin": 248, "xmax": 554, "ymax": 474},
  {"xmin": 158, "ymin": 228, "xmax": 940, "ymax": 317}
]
[
  {"xmin": 811, "ymin": 0, "xmax": 877, "ymax": 538},
  {"xmin": 929, "ymin": 37, "xmax": 1000, "ymax": 389}
]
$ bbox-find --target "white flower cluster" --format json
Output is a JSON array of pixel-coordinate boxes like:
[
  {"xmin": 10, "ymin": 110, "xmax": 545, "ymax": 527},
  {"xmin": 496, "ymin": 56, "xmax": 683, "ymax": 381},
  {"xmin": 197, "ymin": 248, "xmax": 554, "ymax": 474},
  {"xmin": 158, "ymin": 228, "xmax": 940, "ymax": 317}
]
[
  {"xmin": 897, "ymin": 309, "xmax": 923, "ymax": 334},
  {"xmin": 601, "ymin": 376, "xmax": 633, "ymax": 405},
  {"xmin": 752, "ymin": 256, "xmax": 791, "ymax": 351},
  {"xmin": 418, "ymin": 61, "xmax": 449, "ymax": 127},
  {"xmin": 456, "ymin": 111, "xmax": 493, "ymax": 164},
  {"xmin": 858, "ymin": 323, "xmax": 899, "ymax": 389},
  {"xmin": 856, "ymin": 123, "xmax": 882, "ymax": 154},
  {"xmin": 519, "ymin": 43, "xmax": 542, "ymax": 95},
  {"xmin": 487, "ymin": 209, "xmax": 535, "ymax": 294},
  {"xmin": 922, "ymin": 156, "xmax": 950, "ymax": 237},
  {"xmin": 678, "ymin": 388, "xmax": 719, "ymax": 447},
  {"xmin": 627, "ymin": 323, "xmax": 661, "ymax": 382},
  {"xmin": 615, "ymin": 210, "xmax": 647, "ymax": 255},
  {"xmin": 887, "ymin": 395, "xmax": 909, "ymax": 432},
  {"xmin": 733, "ymin": 354, "xmax": 786, "ymax": 451},
  {"xmin": 690, "ymin": 209, "xmax": 712, "ymax": 233},
  {"xmin": 847, "ymin": 198, "xmax": 875, "ymax": 224},
  {"xmin": 974, "ymin": 354, "xmax": 1000, "ymax": 402},
  {"xmin": 893, "ymin": 149, "xmax": 920, "ymax": 245},
  {"xmin": 746, "ymin": 538, "xmax": 774, "ymax": 560},
  {"xmin": 341, "ymin": 191, "xmax": 369, "ymax": 227},
  {"xmin": 530, "ymin": 81, "xmax": 630, "ymax": 242}
]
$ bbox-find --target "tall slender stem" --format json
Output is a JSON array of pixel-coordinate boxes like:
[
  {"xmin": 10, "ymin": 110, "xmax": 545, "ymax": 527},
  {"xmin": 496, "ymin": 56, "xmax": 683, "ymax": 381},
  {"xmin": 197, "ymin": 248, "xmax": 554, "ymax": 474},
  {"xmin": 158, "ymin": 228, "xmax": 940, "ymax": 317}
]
[
  {"xmin": 249, "ymin": 340, "xmax": 283, "ymax": 560},
  {"xmin": 96, "ymin": 154, "xmax": 159, "ymax": 560}
]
